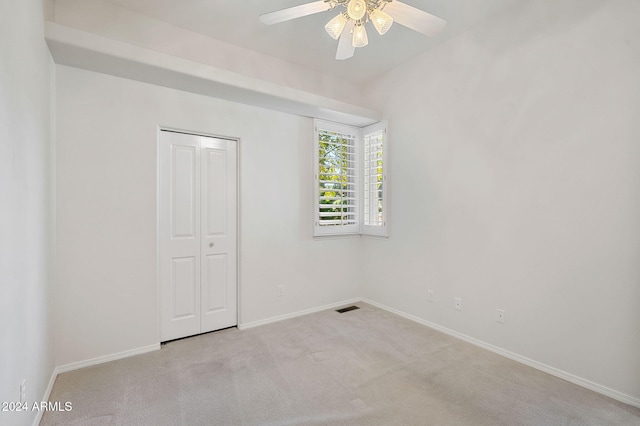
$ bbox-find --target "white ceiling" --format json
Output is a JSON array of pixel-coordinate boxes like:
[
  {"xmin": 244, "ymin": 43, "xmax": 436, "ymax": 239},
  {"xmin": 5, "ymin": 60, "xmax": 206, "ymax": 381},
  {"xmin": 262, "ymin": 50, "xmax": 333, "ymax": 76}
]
[{"xmin": 101, "ymin": 0, "xmax": 525, "ymax": 84}]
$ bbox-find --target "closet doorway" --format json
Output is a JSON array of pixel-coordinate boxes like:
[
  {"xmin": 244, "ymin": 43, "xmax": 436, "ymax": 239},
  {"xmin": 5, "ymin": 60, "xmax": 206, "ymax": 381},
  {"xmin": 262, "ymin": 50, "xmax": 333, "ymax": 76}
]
[{"xmin": 158, "ymin": 130, "xmax": 238, "ymax": 341}]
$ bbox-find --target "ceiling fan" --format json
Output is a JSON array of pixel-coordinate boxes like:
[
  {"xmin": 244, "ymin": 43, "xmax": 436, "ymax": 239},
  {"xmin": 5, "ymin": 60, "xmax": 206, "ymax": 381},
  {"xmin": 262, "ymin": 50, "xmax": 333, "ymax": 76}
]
[{"xmin": 259, "ymin": 0, "xmax": 447, "ymax": 60}]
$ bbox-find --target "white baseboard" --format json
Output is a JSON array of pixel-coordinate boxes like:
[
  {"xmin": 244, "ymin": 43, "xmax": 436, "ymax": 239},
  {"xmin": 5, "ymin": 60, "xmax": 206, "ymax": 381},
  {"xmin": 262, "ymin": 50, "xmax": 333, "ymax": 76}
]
[
  {"xmin": 32, "ymin": 366, "xmax": 59, "ymax": 426},
  {"xmin": 361, "ymin": 298, "xmax": 640, "ymax": 409},
  {"xmin": 55, "ymin": 344, "xmax": 161, "ymax": 375},
  {"xmin": 238, "ymin": 298, "xmax": 361, "ymax": 330}
]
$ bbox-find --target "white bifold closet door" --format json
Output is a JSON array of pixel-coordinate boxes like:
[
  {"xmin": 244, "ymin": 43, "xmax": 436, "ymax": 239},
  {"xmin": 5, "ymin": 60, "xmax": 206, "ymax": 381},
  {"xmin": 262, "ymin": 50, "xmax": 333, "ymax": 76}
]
[{"xmin": 159, "ymin": 130, "xmax": 237, "ymax": 342}]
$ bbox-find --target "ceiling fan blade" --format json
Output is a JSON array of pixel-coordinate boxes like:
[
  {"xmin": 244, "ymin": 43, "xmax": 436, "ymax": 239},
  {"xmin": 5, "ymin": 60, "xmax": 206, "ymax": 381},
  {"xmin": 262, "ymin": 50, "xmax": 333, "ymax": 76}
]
[
  {"xmin": 336, "ymin": 21, "xmax": 355, "ymax": 60},
  {"xmin": 384, "ymin": 1, "xmax": 447, "ymax": 37},
  {"xmin": 260, "ymin": 1, "xmax": 332, "ymax": 25}
]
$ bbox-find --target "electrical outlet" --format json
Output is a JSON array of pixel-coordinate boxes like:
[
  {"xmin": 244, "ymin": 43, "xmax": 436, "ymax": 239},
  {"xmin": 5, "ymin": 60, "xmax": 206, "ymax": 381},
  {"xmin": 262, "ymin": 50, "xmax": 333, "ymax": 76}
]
[
  {"xmin": 277, "ymin": 285, "xmax": 285, "ymax": 297},
  {"xmin": 454, "ymin": 297, "xmax": 462, "ymax": 311},
  {"xmin": 20, "ymin": 380, "xmax": 26, "ymax": 404},
  {"xmin": 496, "ymin": 309, "xmax": 505, "ymax": 324},
  {"xmin": 427, "ymin": 290, "xmax": 434, "ymax": 302}
]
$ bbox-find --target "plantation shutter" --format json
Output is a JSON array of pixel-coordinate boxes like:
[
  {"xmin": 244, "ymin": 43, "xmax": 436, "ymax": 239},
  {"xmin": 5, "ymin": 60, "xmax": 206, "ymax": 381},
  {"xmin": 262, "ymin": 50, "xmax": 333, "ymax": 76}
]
[
  {"xmin": 314, "ymin": 120, "xmax": 360, "ymax": 236},
  {"xmin": 362, "ymin": 121, "xmax": 387, "ymax": 236}
]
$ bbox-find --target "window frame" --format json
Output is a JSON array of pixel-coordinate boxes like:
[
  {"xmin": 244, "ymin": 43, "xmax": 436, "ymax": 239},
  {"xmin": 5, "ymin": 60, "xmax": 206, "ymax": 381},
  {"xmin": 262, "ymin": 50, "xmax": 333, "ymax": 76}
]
[{"xmin": 313, "ymin": 119, "xmax": 388, "ymax": 238}]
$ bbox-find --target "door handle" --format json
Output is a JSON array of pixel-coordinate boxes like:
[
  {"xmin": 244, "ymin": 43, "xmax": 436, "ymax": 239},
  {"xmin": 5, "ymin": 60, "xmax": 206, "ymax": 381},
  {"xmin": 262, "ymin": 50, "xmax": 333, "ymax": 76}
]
[{"xmin": 209, "ymin": 242, "xmax": 214, "ymax": 248}]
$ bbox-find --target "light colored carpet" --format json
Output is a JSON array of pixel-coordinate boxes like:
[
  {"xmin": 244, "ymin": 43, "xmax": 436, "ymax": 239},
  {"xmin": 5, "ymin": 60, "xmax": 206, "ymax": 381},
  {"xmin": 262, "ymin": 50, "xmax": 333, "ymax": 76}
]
[{"xmin": 42, "ymin": 303, "xmax": 640, "ymax": 425}]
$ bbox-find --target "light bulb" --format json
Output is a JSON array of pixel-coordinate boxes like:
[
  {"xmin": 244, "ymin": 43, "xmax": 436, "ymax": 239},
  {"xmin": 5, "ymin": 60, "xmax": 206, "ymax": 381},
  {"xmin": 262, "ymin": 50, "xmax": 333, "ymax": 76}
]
[
  {"xmin": 369, "ymin": 8, "xmax": 393, "ymax": 35},
  {"xmin": 347, "ymin": 0, "xmax": 366, "ymax": 21},
  {"xmin": 352, "ymin": 23, "xmax": 368, "ymax": 48},
  {"xmin": 325, "ymin": 13, "xmax": 348, "ymax": 40}
]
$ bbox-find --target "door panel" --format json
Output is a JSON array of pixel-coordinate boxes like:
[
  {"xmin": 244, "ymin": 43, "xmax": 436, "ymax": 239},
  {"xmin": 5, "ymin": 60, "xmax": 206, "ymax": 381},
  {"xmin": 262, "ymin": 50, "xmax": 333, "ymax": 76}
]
[
  {"xmin": 171, "ymin": 257, "xmax": 198, "ymax": 319},
  {"xmin": 160, "ymin": 131, "xmax": 237, "ymax": 342},
  {"xmin": 203, "ymin": 254, "xmax": 227, "ymax": 313},
  {"xmin": 200, "ymin": 137, "xmax": 237, "ymax": 333},
  {"xmin": 160, "ymin": 131, "xmax": 201, "ymax": 341},
  {"xmin": 204, "ymin": 147, "xmax": 227, "ymax": 236},
  {"xmin": 171, "ymin": 146, "xmax": 197, "ymax": 238}
]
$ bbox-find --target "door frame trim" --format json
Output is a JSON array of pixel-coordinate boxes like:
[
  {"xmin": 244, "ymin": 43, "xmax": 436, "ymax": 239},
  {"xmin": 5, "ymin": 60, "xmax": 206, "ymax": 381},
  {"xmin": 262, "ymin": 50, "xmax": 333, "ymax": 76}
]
[{"xmin": 156, "ymin": 126, "xmax": 241, "ymax": 343}]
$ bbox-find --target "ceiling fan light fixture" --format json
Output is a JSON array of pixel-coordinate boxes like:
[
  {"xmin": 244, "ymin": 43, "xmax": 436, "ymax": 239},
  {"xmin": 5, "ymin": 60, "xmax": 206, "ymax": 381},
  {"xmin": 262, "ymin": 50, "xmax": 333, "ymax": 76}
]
[
  {"xmin": 369, "ymin": 8, "xmax": 393, "ymax": 35},
  {"xmin": 346, "ymin": 0, "xmax": 367, "ymax": 21},
  {"xmin": 259, "ymin": 0, "xmax": 448, "ymax": 61},
  {"xmin": 352, "ymin": 23, "xmax": 368, "ymax": 48},
  {"xmin": 325, "ymin": 12, "xmax": 348, "ymax": 39}
]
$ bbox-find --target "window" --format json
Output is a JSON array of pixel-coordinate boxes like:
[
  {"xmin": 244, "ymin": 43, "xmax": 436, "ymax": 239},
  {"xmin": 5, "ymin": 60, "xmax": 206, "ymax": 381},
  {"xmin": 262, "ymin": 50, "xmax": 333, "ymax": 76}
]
[
  {"xmin": 315, "ymin": 121, "xmax": 359, "ymax": 236},
  {"xmin": 314, "ymin": 119, "xmax": 388, "ymax": 237}
]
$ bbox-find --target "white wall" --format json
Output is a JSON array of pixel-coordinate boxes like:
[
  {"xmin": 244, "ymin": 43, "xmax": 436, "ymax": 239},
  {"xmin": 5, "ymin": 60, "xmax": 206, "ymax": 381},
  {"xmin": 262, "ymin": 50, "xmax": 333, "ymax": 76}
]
[
  {"xmin": 55, "ymin": 65, "xmax": 361, "ymax": 366},
  {"xmin": 0, "ymin": 0, "xmax": 55, "ymax": 425},
  {"xmin": 363, "ymin": 0, "xmax": 640, "ymax": 402}
]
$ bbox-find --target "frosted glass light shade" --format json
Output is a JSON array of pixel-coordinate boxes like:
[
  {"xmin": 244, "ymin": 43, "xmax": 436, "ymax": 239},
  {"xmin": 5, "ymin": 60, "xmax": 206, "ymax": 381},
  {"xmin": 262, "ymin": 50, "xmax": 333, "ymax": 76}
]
[
  {"xmin": 347, "ymin": 0, "xmax": 367, "ymax": 21},
  {"xmin": 325, "ymin": 13, "xmax": 348, "ymax": 40},
  {"xmin": 369, "ymin": 8, "xmax": 393, "ymax": 35},
  {"xmin": 352, "ymin": 23, "xmax": 368, "ymax": 48}
]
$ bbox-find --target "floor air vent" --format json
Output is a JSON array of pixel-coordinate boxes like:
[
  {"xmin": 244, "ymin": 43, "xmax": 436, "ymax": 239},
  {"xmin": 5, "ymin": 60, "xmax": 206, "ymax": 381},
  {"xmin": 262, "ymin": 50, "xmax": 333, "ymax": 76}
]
[{"xmin": 336, "ymin": 306, "xmax": 360, "ymax": 313}]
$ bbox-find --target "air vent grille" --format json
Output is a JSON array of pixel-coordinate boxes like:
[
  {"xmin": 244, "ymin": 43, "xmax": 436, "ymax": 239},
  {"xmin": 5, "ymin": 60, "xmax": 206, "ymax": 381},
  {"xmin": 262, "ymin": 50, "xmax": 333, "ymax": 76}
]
[{"xmin": 336, "ymin": 305, "xmax": 360, "ymax": 313}]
